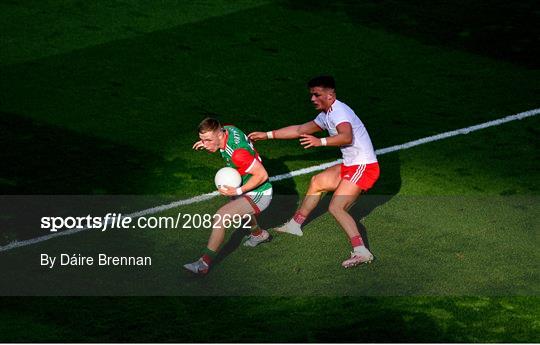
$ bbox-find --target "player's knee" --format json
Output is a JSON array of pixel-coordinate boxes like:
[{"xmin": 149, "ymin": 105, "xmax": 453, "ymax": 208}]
[
  {"xmin": 328, "ymin": 202, "xmax": 345, "ymax": 217},
  {"xmin": 310, "ymin": 174, "xmax": 325, "ymax": 191}
]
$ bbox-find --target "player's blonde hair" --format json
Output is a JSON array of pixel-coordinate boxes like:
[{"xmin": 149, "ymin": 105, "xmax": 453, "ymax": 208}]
[{"xmin": 198, "ymin": 117, "xmax": 222, "ymax": 134}]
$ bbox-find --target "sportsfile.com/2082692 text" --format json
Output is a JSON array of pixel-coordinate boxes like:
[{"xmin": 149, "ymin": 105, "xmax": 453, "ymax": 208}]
[{"xmin": 40, "ymin": 213, "xmax": 253, "ymax": 232}]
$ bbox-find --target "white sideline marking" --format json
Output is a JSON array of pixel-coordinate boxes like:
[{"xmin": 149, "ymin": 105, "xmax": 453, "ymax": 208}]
[{"xmin": 1, "ymin": 108, "xmax": 539, "ymax": 252}]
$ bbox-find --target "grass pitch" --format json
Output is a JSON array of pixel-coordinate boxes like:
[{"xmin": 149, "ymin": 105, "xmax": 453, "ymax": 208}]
[{"xmin": 1, "ymin": 0, "xmax": 539, "ymax": 342}]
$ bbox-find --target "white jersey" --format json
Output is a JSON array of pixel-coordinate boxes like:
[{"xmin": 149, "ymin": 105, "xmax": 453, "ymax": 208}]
[{"xmin": 313, "ymin": 99, "xmax": 377, "ymax": 166}]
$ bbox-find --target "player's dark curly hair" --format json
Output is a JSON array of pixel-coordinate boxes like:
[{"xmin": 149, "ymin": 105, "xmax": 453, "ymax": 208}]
[
  {"xmin": 198, "ymin": 117, "xmax": 222, "ymax": 133},
  {"xmin": 307, "ymin": 75, "xmax": 335, "ymax": 90}
]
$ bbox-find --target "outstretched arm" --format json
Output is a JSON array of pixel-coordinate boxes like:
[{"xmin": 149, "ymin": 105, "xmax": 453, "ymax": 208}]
[
  {"xmin": 248, "ymin": 121, "xmax": 321, "ymax": 141},
  {"xmin": 299, "ymin": 122, "xmax": 353, "ymax": 149}
]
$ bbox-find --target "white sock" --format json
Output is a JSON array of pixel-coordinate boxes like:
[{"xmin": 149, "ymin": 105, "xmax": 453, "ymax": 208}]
[{"xmin": 353, "ymin": 245, "xmax": 368, "ymax": 254}]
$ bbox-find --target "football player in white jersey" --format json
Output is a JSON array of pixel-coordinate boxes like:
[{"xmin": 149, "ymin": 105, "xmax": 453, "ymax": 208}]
[{"xmin": 249, "ymin": 76, "xmax": 380, "ymax": 268}]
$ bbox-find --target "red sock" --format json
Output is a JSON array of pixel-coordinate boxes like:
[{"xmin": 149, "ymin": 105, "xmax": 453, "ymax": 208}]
[
  {"xmin": 251, "ymin": 229, "xmax": 263, "ymax": 236},
  {"xmin": 350, "ymin": 235, "xmax": 364, "ymax": 248},
  {"xmin": 201, "ymin": 255, "xmax": 212, "ymax": 265},
  {"xmin": 202, "ymin": 248, "xmax": 217, "ymax": 265},
  {"xmin": 293, "ymin": 211, "xmax": 307, "ymax": 225}
]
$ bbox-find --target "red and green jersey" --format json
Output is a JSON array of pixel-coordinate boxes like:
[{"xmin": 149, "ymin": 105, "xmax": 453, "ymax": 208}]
[{"xmin": 220, "ymin": 125, "xmax": 272, "ymax": 193}]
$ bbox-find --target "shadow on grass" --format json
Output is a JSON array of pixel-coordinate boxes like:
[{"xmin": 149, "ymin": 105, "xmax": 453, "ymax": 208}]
[
  {"xmin": 0, "ymin": 111, "xmax": 205, "ymax": 195},
  {"xmin": 1, "ymin": 296, "xmax": 537, "ymax": 342},
  {"xmin": 0, "ymin": 111, "xmax": 213, "ymax": 245},
  {"xmin": 281, "ymin": 0, "xmax": 540, "ymax": 69}
]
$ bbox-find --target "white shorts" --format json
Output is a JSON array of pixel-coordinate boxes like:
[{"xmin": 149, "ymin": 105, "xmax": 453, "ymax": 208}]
[{"xmin": 243, "ymin": 188, "xmax": 273, "ymax": 215}]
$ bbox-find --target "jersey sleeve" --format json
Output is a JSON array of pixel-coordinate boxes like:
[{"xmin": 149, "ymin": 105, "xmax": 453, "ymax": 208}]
[
  {"xmin": 231, "ymin": 148, "xmax": 256, "ymax": 175},
  {"xmin": 330, "ymin": 108, "xmax": 352, "ymax": 128},
  {"xmin": 313, "ymin": 112, "xmax": 327, "ymax": 130}
]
